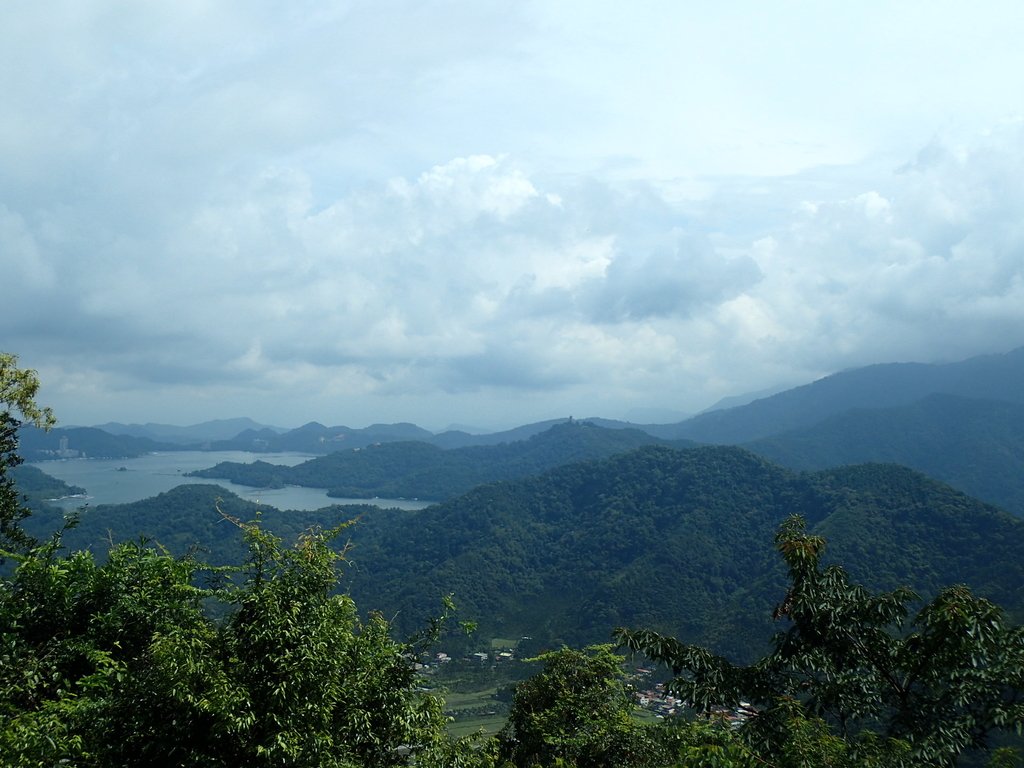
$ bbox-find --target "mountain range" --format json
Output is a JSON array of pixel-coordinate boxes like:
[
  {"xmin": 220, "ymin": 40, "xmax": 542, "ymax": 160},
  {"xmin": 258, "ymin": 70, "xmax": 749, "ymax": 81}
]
[
  {"xmin": 21, "ymin": 345, "xmax": 1024, "ymax": 520},
  {"xmin": 660, "ymin": 345, "xmax": 1024, "ymax": 444},
  {"xmin": 188, "ymin": 420, "xmax": 693, "ymax": 500}
]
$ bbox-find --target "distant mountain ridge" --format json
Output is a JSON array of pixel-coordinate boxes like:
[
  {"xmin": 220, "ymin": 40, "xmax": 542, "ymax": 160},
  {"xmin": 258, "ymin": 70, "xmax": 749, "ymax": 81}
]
[
  {"xmin": 95, "ymin": 417, "xmax": 287, "ymax": 444},
  {"xmin": 661, "ymin": 346, "xmax": 1024, "ymax": 444},
  {"xmin": 23, "ymin": 346, "xmax": 1024, "ymax": 527},
  {"xmin": 17, "ymin": 425, "xmax": 179, "ymax": 460},
  {"xmin": 68, "ymin": 345, "xmax": 1024, "ymax": 455}
]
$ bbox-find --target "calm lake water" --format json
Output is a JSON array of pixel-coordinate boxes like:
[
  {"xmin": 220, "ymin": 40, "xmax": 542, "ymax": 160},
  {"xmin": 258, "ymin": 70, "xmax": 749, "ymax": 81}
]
[{"xmin": 30, "ymin": 451, "xmax": 432, "ymax": 511}]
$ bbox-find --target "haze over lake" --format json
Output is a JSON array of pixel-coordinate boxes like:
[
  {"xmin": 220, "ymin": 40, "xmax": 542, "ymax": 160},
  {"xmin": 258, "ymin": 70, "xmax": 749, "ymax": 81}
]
[{"xmin": 31, "ymin": 451, "xmax": 431, "ymax": 511}]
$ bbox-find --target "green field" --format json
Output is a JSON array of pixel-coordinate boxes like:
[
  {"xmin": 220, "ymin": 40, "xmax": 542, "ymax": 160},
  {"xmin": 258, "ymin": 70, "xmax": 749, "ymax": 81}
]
[
  {"xmin": 443, "ymin": 686, "xmax": 508, "ymax": 737},
  {"xmin": 447, "ymin": 714, "xmax": 507, "ymax": 738}
]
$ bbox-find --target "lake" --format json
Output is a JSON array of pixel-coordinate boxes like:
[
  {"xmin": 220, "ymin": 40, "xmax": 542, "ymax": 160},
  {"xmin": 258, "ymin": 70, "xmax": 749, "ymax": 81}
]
[{"xmin": 30, "ymin": 451, "xmax": 432, "ymax": 511}]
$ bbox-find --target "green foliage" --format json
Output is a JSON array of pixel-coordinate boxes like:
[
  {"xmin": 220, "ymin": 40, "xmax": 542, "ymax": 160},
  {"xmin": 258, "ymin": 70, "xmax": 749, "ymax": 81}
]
[
  {"xmin": 1, "ymin": 353, "xmax": 54, "ymax": 558},
  {"xmin": 0, "ymin": 536, "xmax": 213, "ymax": 765},
  {"xmin": 497, "ymin": 645, "xmax": 660, "ymax": 768},
  {"xmin": 0, "ymin": 354, "xmax": 54, "ymax": 431},
  {"xmin": 617, "ymin": 515, "xmax": 1024, "ymax": 766},
  {"xmin": 656, "ymin": 707, "xmax": 913, "ymax": 768},
  {"xmin": 0, "ymin": 412, "xmax": 35, "ymax": 557},
  {"xmin": 0, "ymin": 515, "xmax": 476, "ymax": 765}
]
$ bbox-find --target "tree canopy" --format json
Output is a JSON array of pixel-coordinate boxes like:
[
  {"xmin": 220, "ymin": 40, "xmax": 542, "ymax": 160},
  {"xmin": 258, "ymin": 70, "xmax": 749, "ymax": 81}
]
[
  {"xmin": 617, "ymin": 515, "xmax": 1024, "ymax": 766},
  {"xmin": 1, "ymin": 353, "xmax": 54, "ymax": 557}
]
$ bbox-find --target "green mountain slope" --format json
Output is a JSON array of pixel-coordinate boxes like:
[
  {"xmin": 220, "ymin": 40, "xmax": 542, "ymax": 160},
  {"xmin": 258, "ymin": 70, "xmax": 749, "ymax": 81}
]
[
  {"xmin": 745, "ymin": 393, "xmax": 1024, "ymax": 516},
  {"xmin": 10, "ymin": 464, "xmax": 85, "ymax": 502},
  {"xmin": 345, "ymin": 445, "xmax": 1024, "ymax": 659}
]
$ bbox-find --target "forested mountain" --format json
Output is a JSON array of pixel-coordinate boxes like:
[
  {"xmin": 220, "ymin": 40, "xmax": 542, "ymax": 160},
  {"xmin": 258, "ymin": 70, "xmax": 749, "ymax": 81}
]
[
  {"xmin": 430, "ymin": 418, "xmax": 574, "ymax": 449},
  {"xmin": 344, "ymin": 446, "xmax": 1024, "ymax": 658},
  {"xmin": 46, "ymin": 445, "xmax": 1024, "ymax": 664},
  {"xmin": 659, "ymin": 346, "xmax": 1024, "ymax": 444},
  {"xmin": 191, "ymin": 420, "xmax": 685, "ymax": 500},
  {"xmin": 9, "ymin": 464, "xmax": 85, "ymax": 506},
  {"xmin": 745, "ymin": 393, "xmax": 1024, "ymax": 515}
]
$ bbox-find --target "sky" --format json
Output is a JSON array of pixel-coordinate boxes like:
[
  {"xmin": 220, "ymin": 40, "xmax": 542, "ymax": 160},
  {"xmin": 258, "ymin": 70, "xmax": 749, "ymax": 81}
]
[{"xmin": 4, "ymin": 1, "xmax": 1024, "ymax": 431}]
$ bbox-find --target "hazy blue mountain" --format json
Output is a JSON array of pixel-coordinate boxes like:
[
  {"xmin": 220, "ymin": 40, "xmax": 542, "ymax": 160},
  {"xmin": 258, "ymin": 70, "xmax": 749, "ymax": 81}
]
[
  {"xmin": 745, "ymin": 393, "xmax": 1024, "ymax": 516},
  {"xmin": 660, "ymin": 346, "xmax": 1024, "ymax": 444},
  {"xmin": 699, "ymin": 384, "xmax": 794, "ymax": 414},
  {"xmin": 94, "ymin": 417, "xmax": 287, "ymax": 444},
  {"xmin": 429, "ymin": 416, "xmax": 678, "ymax": 449},
  {"xmin": 17, "ymin": 425, "xmax": 177, "ymax": 460},
  {"xmin": 621, "ymin": 406, "xmax": 691, "ymax": 423},
  {"xmin": 429, "ymin": 418, "xmax": 571, "ymax": 448},
  {"xmin": 209, "ymin": 420, "xmax": 436, "ymax": 453}
]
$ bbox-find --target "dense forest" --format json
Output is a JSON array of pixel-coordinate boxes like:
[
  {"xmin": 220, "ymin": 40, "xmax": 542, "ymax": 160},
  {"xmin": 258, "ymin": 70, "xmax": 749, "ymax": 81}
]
[
  {"xmin": 4, "ymin": 352, "xmax": 1024, "ymax": 766},
  {"xmin": 344, "ymin": 446, "xmax": 1024, "ymax": 654},
  {"xmin": 34, "ymin": 444, "xmax": 1024, "ymax": 660}
]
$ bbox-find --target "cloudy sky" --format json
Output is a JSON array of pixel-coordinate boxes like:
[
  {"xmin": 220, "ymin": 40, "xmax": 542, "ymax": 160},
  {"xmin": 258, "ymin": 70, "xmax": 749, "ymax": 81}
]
[{"xmin": 4, "ymin": 2, "xmax": 1024, "ymax": 431}]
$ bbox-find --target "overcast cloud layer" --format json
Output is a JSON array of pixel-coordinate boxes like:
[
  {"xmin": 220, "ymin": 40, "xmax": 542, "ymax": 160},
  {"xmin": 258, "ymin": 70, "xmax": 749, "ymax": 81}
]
[{"xmin": 4, "ymin": 2, "xmax": 1024, "ymax": 430}]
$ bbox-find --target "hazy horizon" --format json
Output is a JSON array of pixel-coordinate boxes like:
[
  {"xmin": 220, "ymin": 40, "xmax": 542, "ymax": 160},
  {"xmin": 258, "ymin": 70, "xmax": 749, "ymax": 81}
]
[{"xmin": 5, "ymin": 3, "xmax": 1024, "ymax": 429}]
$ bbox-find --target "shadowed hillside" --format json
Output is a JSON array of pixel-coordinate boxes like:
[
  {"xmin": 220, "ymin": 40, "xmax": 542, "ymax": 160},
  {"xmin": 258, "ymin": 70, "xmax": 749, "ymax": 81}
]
[
  {"xmin": 663, "ymin": 346, "xmax": 1024, "ymax": 444},
  {"xmin": 745, "ymin": 393, "xmax": 1024, "ymax": 515}
]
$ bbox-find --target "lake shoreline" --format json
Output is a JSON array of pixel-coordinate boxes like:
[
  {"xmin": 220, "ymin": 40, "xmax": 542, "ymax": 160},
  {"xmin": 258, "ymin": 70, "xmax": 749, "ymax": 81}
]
[{"xmin": 31, "ymin": 451, "xmax": 432, "ymax": 512}]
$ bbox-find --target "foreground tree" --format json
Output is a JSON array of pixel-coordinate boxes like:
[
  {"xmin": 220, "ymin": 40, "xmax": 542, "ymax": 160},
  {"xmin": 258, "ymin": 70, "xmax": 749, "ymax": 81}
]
[
  {"xmin": 0, "ymin": 353, "xmax": 54, "ymax": 557},
  {"xmin": 617, "ymin": 515, "xmax": 1024, "ymax": 766},
  {"xmin": 497, "ymin": 644, "xmax": 661, "ymax": 768},
  {"xmin": 0, "ymin": 515, "xmax": 484, "ymax": 766}
]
